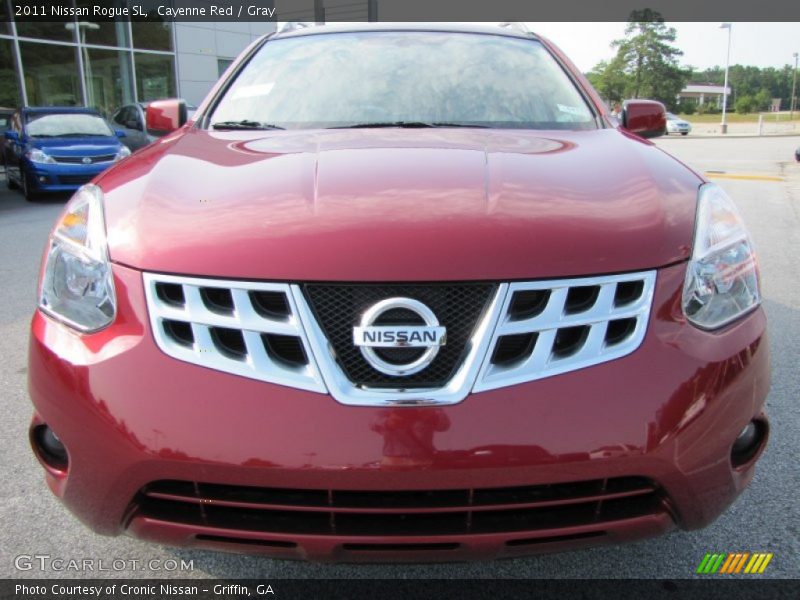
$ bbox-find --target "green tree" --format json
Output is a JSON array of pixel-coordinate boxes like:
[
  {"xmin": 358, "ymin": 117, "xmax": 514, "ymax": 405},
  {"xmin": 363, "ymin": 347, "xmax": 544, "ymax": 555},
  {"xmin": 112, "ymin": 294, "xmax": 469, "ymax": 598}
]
[
  {"xmin": 689, "ymin": 65, "xmax": 795, "ymax": 110},
  {"xmin": 754, "ymin": 89, "xmax": 773, "ymax": 111},
  {"xmin": 735, "ymin": 95, "xmax": 756, "ymax": 114},
  {"xmin": 677, "ymin": 99, "xmax": 696, "ymax": 115},
  {"xmin": 586, "ymin": 57, "xmax": 629, "ymax": 105},
  {"xmin": 609, "ymin": 10, "xmax": 690, "ymax": 108}
]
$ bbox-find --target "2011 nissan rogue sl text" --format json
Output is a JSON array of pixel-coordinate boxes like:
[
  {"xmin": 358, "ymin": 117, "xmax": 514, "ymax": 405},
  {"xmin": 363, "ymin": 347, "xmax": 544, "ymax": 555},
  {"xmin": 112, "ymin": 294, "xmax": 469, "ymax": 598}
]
[{"xmin": 28, "ymin": 23, "xmax": 770, "ymax": 562}]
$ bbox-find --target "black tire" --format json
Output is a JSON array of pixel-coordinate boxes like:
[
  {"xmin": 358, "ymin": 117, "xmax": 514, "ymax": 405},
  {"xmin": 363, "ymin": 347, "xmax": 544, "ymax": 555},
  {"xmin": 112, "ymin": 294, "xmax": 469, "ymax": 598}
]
[
  {"xmin": 4, "ymin": 161, "xmax": 17, "ymax": 189},
  {"xmin": 21, "ymin": 168, "xmax": 37, "ymax": 201},
  {"xmin": 681, "ymin": 132, "xmax": 688, "ymax": 136}
]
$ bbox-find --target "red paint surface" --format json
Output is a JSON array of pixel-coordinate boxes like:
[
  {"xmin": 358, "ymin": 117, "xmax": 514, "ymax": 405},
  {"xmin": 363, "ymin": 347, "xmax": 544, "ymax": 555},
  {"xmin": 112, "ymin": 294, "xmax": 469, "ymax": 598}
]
[
  {"xmin": 623, "ymin": 100, "xmax": 668, "ymax": 138},
  {"xmin": 98, "ymin": 127, "xmax": 700, "ymax": 282},
  {"xmin": 145, "ymin": 100, "xmax": 185, "ymax": 136}
]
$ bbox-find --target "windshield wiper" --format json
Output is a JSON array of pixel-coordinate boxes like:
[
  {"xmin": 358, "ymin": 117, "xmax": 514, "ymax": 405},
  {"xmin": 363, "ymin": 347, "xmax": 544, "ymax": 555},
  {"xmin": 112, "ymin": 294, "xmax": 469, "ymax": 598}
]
[
  {"xmin": 212, "ymin": 120, "xmax": 285, "ymax": 130},
  {"xmin": 332, "ymin": 121, "xmax": 489, "ymax": 129}
]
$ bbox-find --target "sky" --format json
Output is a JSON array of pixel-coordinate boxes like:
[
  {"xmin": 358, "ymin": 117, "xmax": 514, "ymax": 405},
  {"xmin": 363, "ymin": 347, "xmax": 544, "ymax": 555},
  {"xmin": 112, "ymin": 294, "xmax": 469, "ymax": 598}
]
[{"xmin": 528, "ymin": 22, "xmax": 800, "ymax": 73}]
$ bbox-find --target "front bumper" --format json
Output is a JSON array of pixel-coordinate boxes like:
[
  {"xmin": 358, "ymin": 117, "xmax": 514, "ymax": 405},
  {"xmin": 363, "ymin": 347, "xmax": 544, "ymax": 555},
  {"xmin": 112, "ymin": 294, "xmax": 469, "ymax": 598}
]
[
  {"xmin": 668, "ymin": 125, "xmax": 691, "ymax": 134},
  {"xmin": 24, "ymin": 161, "xmax": 112, "ymax": 192},
  {"xmin": 28, "ymin": 262, "xmax": 770, "ymax": 562}
]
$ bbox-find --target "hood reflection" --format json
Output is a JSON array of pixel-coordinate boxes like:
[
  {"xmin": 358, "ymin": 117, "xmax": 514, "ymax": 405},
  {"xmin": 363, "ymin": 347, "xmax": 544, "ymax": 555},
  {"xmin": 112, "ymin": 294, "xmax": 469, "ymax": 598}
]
[{"xmin": 371, "ymin": 409, "xmax": 451, "ymax": 467}]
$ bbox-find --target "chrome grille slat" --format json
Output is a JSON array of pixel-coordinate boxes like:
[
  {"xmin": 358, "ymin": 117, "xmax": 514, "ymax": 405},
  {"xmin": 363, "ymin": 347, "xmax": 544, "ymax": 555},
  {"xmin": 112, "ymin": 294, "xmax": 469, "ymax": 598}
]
[
  {"xmin": 473, "ymin": 271, "xmax": 656, "ymax": 392},
  {"xmin": 143, "ymin": 273, "xmax": 325, "ymax": 393}
]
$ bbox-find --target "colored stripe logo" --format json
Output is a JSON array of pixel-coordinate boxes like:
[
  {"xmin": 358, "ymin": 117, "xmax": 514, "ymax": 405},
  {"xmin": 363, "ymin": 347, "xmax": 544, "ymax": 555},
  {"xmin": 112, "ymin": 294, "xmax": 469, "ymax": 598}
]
[{"xmin": 696, "ymin": 552, "xmax": 773, "ymax": 574}]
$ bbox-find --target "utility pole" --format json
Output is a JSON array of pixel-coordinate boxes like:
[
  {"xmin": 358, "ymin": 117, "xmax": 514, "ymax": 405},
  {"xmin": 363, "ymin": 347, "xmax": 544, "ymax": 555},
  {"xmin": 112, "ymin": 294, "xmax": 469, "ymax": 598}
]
[
  {"xmin": 65, "ymin": 21, "xmax": 100, "ymax": 109},
  {"xmin": 720, "ymin": 23, "xmax": 732, "ymax": 134},
  {"xmin": 791, "ymin": 52, "xmax": 798, "ymax": 119}
]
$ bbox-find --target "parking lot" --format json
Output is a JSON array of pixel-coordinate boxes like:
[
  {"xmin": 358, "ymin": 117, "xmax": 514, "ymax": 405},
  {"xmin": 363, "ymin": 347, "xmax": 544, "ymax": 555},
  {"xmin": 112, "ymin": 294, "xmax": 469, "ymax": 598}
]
[{"xmin": 0, "ymin": 135, "xmax": 798, "ymax": 579}]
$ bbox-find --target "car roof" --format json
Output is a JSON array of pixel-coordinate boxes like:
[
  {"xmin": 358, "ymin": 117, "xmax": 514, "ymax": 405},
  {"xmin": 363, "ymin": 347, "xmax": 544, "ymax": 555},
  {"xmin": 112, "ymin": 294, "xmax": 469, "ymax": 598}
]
[
  {"xmin": 272, "ymin": 22, "xmax": 539, "ymax": 41},
  {"xmin": 23, "ymin": 106, "xmax": 102, "ymax": 115}
]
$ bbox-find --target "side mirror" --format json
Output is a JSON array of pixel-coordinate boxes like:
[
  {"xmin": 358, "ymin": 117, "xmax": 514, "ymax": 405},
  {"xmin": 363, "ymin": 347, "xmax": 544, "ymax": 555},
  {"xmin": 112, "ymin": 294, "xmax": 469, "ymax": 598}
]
[
  {"xmin": 114, "ymin": 129, "xmax": 127, "ymax": 138},
  {"xmin": 621, "ymin": 100, "xmax": 666, "ymax": 138},
  {"xmin": 124, "ymin": 120, "xmax": 141, "ymax": 131},
  {"xmin": 146, "ymin": 99, "xmax": 187, "ymax": 137},
  {"xmin": 4, "ymin": 130, "xmax": 19, "ymax": 141}
]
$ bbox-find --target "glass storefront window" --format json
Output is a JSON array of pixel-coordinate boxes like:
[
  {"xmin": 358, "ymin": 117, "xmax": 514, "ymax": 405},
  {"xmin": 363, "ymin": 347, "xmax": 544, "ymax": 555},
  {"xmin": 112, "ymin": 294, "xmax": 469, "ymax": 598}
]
[
  {"xmin": 218, "ymin": 58, "xmax": 234, "ymax": 78},
  {"xmin": 0, "ymin": 39, "xmax": 22, "ymax": 107},
  {"xmin": 131, "ymin": 22, "xmax": 173, "ymax": 52},
  {"xmin": 74, "ymin": 0, "xmax": 131, "ymax": 47},
  {"xmin": 19, "ymin": 41, "xmax": 81, "ymax": 106},
  {"xmin": 84, "ymin": 48, "xmax": 135, "ymax": 117},
  {"xmin": 131, "ymin": 3, "xmax": 173, "ymax": 51},
  {"xmin": 134, "ymin": 52, "xmax": 175, "ymax": 101},
  {"xmin": 16, "ymin": 22, "xmax": 76, "ymax": 42},
  {"xmin": 8, "ymin": 16, "xmax": 176, "ymax": 111},
  {"xmin": 0, "ymin": 1, "xmax": 11, "ymax": 35}
]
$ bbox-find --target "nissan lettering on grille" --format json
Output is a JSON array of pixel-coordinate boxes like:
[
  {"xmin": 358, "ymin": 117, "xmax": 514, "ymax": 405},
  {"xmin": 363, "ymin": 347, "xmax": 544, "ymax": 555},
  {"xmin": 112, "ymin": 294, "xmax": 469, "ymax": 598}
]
[{"xmin": 353, "ymin": 298, "xmax": 446, "ymax": 376}]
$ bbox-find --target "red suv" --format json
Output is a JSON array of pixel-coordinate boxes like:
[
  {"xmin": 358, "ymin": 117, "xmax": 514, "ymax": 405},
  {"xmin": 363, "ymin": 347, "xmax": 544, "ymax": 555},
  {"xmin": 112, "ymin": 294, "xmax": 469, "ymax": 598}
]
[{"xmin": 28, "ymin": 23, "xmax": 769, "ymax": 562}]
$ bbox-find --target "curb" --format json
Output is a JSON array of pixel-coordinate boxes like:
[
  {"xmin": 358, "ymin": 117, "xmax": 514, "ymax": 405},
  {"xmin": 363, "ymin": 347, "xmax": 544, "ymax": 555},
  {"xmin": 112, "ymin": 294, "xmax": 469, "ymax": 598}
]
[{"xmin": 661, "ymin": 133, "xmax": 800, "ymax": 140}]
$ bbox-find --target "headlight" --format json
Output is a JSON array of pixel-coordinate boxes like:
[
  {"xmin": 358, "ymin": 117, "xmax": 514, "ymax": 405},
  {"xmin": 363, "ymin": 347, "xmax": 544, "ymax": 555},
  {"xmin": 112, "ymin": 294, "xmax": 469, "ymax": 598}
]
[
  {"xmin": 39, "ymin": 185, "xmax": 116, "ymax": 332},
  {"xmin": 26, "ymin": 148, "xmax": 56, "ymax": 164},
  {"xmin": 114, "ymin": 146, "xmax": 131, "ymax": 161},
  {"xmin": 682, "ymin": 183, "xmax": 760, "ymax": 329}
]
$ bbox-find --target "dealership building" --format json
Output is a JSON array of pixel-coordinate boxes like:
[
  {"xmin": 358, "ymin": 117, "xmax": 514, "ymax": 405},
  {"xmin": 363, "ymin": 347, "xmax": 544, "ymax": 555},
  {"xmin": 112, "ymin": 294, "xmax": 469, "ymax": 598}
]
[{"xmin": 0, "ymin": 5, "xmax": 282, "ymax": 116}]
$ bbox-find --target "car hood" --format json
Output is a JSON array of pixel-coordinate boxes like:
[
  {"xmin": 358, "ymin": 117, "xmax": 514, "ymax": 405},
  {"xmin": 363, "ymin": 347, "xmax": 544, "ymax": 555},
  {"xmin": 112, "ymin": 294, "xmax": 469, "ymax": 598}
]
[
  {"xmin": 29, "ymin": 136, "xmax": 121, "ymax": 155},
  {"xmin": 100, "ymin": 128, "xmax": 701, "ymax": 281}
]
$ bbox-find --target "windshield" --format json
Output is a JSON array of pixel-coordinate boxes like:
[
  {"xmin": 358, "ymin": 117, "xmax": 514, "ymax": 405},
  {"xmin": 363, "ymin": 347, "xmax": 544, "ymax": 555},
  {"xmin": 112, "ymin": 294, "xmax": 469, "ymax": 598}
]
[
  {"xmin": 26, "ymin": 113, "xmax": 114, "ymax": 138},
  {"xmin": 210, "ymin": 32, "xmax": 597, "ymax": 130}
]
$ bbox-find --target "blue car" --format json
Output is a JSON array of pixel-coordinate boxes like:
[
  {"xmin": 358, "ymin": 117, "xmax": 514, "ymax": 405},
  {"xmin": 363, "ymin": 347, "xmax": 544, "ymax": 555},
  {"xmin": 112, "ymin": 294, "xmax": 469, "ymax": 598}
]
[{"xmin": 3, "ymin": 107, "xmax": 130, "ymax": 200}]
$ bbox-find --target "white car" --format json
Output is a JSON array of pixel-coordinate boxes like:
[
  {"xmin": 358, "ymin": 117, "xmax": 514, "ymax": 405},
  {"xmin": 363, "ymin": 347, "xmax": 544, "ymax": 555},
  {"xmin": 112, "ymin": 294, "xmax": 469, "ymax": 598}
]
[{"xmin": 666, "ymin": 113, "xmax": 691, "ymax": 136}]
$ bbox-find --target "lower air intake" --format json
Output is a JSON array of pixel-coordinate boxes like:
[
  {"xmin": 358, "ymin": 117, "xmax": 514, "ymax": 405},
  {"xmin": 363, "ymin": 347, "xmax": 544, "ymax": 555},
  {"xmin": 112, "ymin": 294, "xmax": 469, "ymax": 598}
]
[{"xmin": 132, "ymin": 476, "xmax": 668, "ymax": 537}]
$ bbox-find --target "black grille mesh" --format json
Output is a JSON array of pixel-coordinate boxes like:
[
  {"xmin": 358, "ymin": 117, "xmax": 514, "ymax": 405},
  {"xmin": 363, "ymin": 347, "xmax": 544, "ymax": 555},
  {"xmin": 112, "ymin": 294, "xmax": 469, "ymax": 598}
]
[
  {"xmin": 303, "ymin": 283, "xmax": 497, "ymax": 388},
  {"xmin": 57, "ymin": 174, "xmax": 94, "ymax": 185}
]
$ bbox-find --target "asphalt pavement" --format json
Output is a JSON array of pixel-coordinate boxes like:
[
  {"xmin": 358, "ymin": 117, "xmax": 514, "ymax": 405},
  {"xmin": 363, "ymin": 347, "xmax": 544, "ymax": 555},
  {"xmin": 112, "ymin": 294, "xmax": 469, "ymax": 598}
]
[{"xmin": 0, "ymin": 135, "xmax": 798, "ymax": 580}]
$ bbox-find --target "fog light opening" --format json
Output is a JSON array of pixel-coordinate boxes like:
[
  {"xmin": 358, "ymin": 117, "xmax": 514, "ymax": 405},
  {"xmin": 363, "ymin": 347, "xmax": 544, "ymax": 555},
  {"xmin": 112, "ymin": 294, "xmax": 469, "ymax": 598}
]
[
  {"xmin": 32, "ymin": 424, "xmax": 69, "ymax": 472},
  {"xmin": 38, "ymin": 175, "xmax": 48, "ymax": 183},
  {"xmin": 731, "ymin": 420, "xmax": 766, "ymax": 468}
]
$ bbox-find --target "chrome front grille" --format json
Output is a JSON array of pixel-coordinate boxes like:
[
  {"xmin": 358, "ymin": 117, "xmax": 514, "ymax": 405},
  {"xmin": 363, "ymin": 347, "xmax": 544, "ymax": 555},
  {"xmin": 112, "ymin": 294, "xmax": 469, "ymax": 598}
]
[
  {"xmin": 143, "ymin": 274, "xmax": 326, "ymax": 393},
  {"xmin": 142, "ymin": 271, "xmax": 656, "ymax": 406},
  {"xmin": 474, "ymin": 271, "xmax": 656, "ymax": 392}
]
